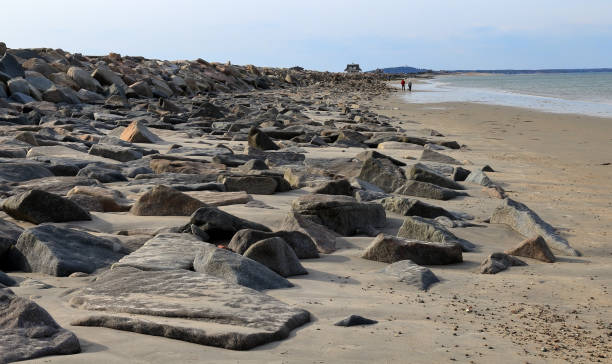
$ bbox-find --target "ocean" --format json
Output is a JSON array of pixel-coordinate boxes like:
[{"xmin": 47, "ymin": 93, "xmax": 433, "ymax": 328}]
[{"xmin": 401, "ymin": 72, "xmax": 612, "ymax": 118}]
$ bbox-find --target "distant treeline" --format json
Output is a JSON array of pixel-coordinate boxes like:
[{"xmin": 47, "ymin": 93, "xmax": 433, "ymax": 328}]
[
  {"xmin": 444, "ymin": 68, "xmax": 612, "ymax": 74},
  {"xmin": 368, "ymin": 66, "xmax": 432, "ymax": 74}
]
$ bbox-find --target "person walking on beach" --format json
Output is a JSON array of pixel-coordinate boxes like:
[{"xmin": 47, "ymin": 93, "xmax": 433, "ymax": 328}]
[
  {"xmin": 401, "ymin": 79, "xmax": 406, "ymax": 91},
  {"xmin": 408, "ymin": 80, "xmax": 412, "ymax": 92}
]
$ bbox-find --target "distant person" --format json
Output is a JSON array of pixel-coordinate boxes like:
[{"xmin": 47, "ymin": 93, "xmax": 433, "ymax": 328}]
[
  {"xmin": 408, "ymin": 80, "xmax": 412, "ymax": 92},
  {"xmin": 401, "ymin": 79, "xmax": 406, "ymax": 91}
]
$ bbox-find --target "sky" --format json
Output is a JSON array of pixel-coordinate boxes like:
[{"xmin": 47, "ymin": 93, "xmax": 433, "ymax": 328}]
[{"xmin": 2, "ymin": 0, "xmax": 612, "ymax": 71}]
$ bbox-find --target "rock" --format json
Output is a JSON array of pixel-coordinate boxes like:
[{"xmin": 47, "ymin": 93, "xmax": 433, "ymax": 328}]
[
  {"xmin": 334, "ymin": 315, "xmax": 377, "ymax": 327},
  {"xmin": 0, "ymin": 53, "xmax": 25, "ymax": 78},
  {"xmin": 465, "ymin": 170, "xmax": 494, "ymax": 186},
  {"xmin": 91, "ymin": 65, "xmax": 127, "ymax": 89},
  {"xmin": 130, "ymin": 185, "xmax": 206, "ymax": 216},
  {"xmin": 183, "ymin": 206, "xmax": 271, "ymax": 242},
  {"xmin": 150, "ymin": 159, "xmax": 225, "ymax": 175},
  {"xmin": 278, "ymin": 212, "xmax": 338, "ymax": 253},
  {"xmin": 397, "ymin": 216, "xmax": 475, "ymax": 252},
  {"xmin": 0, "ymin": 218, "xmax": 24, "ymax": 256},
  {"xmin": 113, "ymin": 233, "xmax": 207, "ymax": 271},
  {"xmin": 381, "ymin": 260, "xmax": 440, "ymax": 290},
  {"xmin": 221, "ymin": 175, "xmax": 278, "ymax": 195},
  {"xmin": 129, "ymin": 81, "xmax": 153, "ymax": 98},
  {"xmin": 248, "ymin": 127, "xmax": 279, "ymax": 151},
  {"xmin": 68, "ymin": 267, "xmax": 310, "ymax": 350},
  {"xmin": 193, "ymin": 244, "xmax": 293, "ymax": 290},
  {"xmin": 2, "ymin": 190, "xmax": 91, "ymax": 224},
  {"xmin": 311, "ymin": 179, "xmax": 354, "ymax": 196},
  {"xmin": 291, "ymin": 194, "xmax": 386, "ymax": 236},
  {"xmin": 380, "ymin": 196, "xmax": 456, "ymax": 219},
  {"xmin": 120, "ymin": 120, "xmax": 161, "ymax": 143},
  {"xmin": 505, "ymin": 235, "xmax": 556, "ymax": 263},
  {"xmin": 354, "ymin": 150, "xmax": 406, "ymax": 166},
  {"xmin": 419, "ymin": 149, "xmax": 462, "ymax": 165},
  {"xmin": 7, "ymin": 77, "xmax": 31, "ymax": 95},
  {"xmin": 354, "ymin": 189, "xmax": 388, "ymax": 202},
  {"xmin": 66, "ymin": 186, "xmax": 131, "ymax": 212},
  {"xmin": 187, "ymin": 191, "xmax": 251, "ymax": 206},
  {"xmin": 67, "ymin": 66, "xmax": 102, "ymax": 92},
  {"xmin": 0, "ymin": 271, "xmax": 16, "ymax": 286},
  {"xmin": 67, "ymin": 194, "xmax": 104, "ymax": 212},
  {"xmin": 406, "ymin": 163, "xmax": 464, "ymax": 190},
  {"xmin": 394, "ymin": 180, "xmax": 467, "ymax": 200},
  {"xmin": 0, "ymin": 162, "xmax": 54, "ymax": 182},
  {"xmin": 357, "ymin": 156, "xmax": 406, "ymax": 193},
  {"xmin": 483, "ymin": 185, "xmax": 506, "ymax": 199},
  {"xmin": 243, "ymin": 237, "xmax": 307, "ymax": 277},
  {"xmin": 89, "ymin": 144, "xmax": 142, "ymax": 162},
  {"xmin": 362, "ymin": 234, "xmax": 463, "ymax": 265},
  {"xmin": 228, "ymin": 229, "xmax": 319, "ymax": 259},
  {"xmin": 8, "ymin": 225, "xmax": 124, "ymax": 276},
  {"xmin": 0, "ymin": 290, "xmax": 81, "ymax": 363},
  {"xmin": 490, "ymin": 198, "xmax": 578, "ymax": 256},
  {"xmin": 76, "ymin": 165, "xmax": 127, "ymax": 183},
  {"xmin": 452, "ymin": 166, "xmax": 472, "ymax": 182},
  {"xmin": 480, "ymin": 252, "xmax": 527, "ymax": 274}
]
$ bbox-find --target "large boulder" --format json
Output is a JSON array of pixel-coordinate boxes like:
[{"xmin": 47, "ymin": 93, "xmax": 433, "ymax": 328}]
[
  {"xmin": 419, "ymin": 149, "xmax": 462, "ymax": 165},
  {"xmin": 358, "ymin": 156, "xmax": 406, "ymax": 193},
  {"xmin": 381, "ymin": 260, "xmax": 440, "ymax": 290},
  {"xmin": 193, "ymin": 244, "xmax": 293, "ymax": 290},
  {"xmin": 228, "ymin": 229, "xmax": 319, "ymax": 259},
  {"xmin": 0, "ymin": 218, "xmax": 24, "ymax": 257},
  {"xmin": 380, "ymin": 196, "xmax": 456, "ymax": 219},
  {"xmin": 406, "ymin": 163, "xmax": 464, "ymax": 190},
  {"xmin": 480, "ymin": 252, "xmax": 527, "ymax": 274},
  {"xmin": 278, "ymin": 212, "xmax": 338, "ymax": 254},
  {"xmin": 0, "ymin": 162, "xmax": 54, "ymax": 183},
  {"xmin": 0, "ymin": 53, "xmax": 25, "ymax": 78},
  {"xmin": 0, "ymin": 290, "xmax": 81, "ymax": 363},
  {"xmin": 397, "ymin": 216, "xmax": 475, "ymax": 251},
  {"xmin": 113, "ymin": 233, "xmax": 207, "ymax": 271},
  {"xmin": 183, "ymin": 206, "xmax": 270, "ymax": 242},
  {"xmin": 68, "ymin": 267, "xmax": 310, "ymax": 350},
  {"xmin": 243, "ymin": 237, "xmax": 307, "ymax": 277},
  {"xmin": 88, "ymin": 144, "xmax": 142, "ymax": 162},
  {"xmin": 504, "ymin": 235, "xmax": 556, "ymax": 263},
  {"xmin": 221, "ymin": 175, "xmax": 278, "ymax": 195},
  {"xmin": 67, "ymin": 66, "xmax": 102, "ymax": 92},
  {"xmin": 2, "ymin": 190, "xmax": 91, "ymax": 224},
  {"xmin": 8, "ymin": 225, "xmax": 125, "ymax": 276},
  {"xmin": 248, "ymin": 127, "xmax": 279, "ymax": 151},
  {"xmin": 66, "ymin": 186, "xmax": 131, "ymax": 212},
  {"xmin": 130, "ymin": 185, "xmax": 205, "ymax": 216},
  {"xmin": 120, "ymin": 120, "xmax": 161, "ymax": 143},
  {"xmin": 490, "ymin": 198, "xmax": 578, "ymax": 256},
  {"xmin": 362, "ymin": 234, "xmax": 462, "ymax": 265},
  {"xmin": 291, "ymin": 194, "xmax": 386, "ymax": 236},
  {"xmin": 76, "ymin": 165, "xmax": 127, "ymax": 183},
  {"xmin": 394, "ymin": 180, "xmax": 468, "ymax": 200},
  {"xmin": 311, "ymin": 179, "xmax": 353, "ymax": 196}
]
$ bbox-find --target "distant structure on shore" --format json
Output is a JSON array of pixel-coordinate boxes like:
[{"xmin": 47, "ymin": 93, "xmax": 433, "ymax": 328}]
[
  {"xmin": 344, "ymin": 63, "xmax": 362, "ymax": 73},
  {"xmin": 372, "ymin": 66, "xmax": 432, "ymax": 74}
]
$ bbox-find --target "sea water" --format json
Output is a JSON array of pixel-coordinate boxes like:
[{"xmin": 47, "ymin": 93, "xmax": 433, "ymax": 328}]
[{"xmin": 401, "ymin": 72, "xmax": 612, "ymax": 118}]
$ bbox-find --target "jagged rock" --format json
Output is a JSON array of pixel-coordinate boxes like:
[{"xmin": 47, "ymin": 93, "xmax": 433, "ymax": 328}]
[
  {"xmin": 120, "ymin": 120, "xmax": 161, "ymax": 143},
  {"xmin": 406, "ymin": 163, "xmax": 464, "ymax": 190},
  {"xmin": 419, "ymin": 149, "xmax": 462, "ymax": 165},
  {"xmin": 193, "ymin": 244, "xmax": 292, "ymax": 290},
  {"xmin": 505, "ymin": 235, "xmax": 556, "ymax": 263},
  {"xmin": 66, "ymin": 186, "xmax": 131, "ymax": 212},
  {"xmin": 291, "ymin": 194, "xmax": 386, "ymax": 236},
  {"xmin": 89, "ymin": 144, "xmax": 142, "ymax": 162},
  {"xmin": 334, "ymin": 315, "xmax": 377, "ymax": 327},
  {"xmin": 130, "ymin": 185, "xmax": 205, "ymax": 216},
  {"xmin": 380, "ymin": 196, "xmax": 456, "ymax": 219},
  {"xmin": 381, "ymin": 260, "xmax": 440, "ymax": 290},
  {"xmin": 452, "ymin": 166, "xmax": 472, "ymax": 182},
  {"xmin": 394, "ymin": 180, "xmax": 467, "ymax": 200},
  {"xmin": 278, "ymin": 212, "xmax": 338, "ymax": 253},
  {"xmin": 0, "ymin": 162, "xmax": 54, "ymax": 182},
  {"xmin": 8, "ymin": 225, "xmax": 124, "ymax": 276},
  {"xmin": 0, "ymin": 53, "xmax": 25, "ymax": 78},
  {"xmin": 2, "ymin": 190, "xmax": 91, "ymax": 224},
  {"xmin": 465, "ymin": 170, "xmax": 494, "ymax": 186},
  {"xmin": 221, "ymin": 175, "xmax": 278, "ymax": 195},
  {"xmin": 76, "ymin": 165, "xmax": 127, "ymax": 183},
  {"xmin": 0, "ymin": 218, "xmax": 24, "ymax": 256},
  {"xmin": 354, "ymin": 150, "xmax": 406, "ymax": 166},
  {"xmin": 67, "ymin": 66, "xmax": 102, "ymax": 92},
  {"xmin": 228, "ymin": 229, "xmax": 319, "ymax": 259},
  {"xmin": 243, "ymin": 237, "xmax": 307, "ymax": 277},
  {"xmin": 113, "ymin": 233, "xmax": 207, "ymax": 271},
  {"xmin": 0, "ymin": 290, "xmax": 81, "ymax": 363},
  {"xmin": 480, "ymin": 252, "xmax": 527, "ymax": 274},
  {"xmin": 358, "ymin": 156, "xmax": 406, "ymax": 193},
  {"xmin": 67, "ymin": 194, "xmax": 104, "ymax": 212},
  {"xmin": 129, "ymin": 81, "xmax": 153, "ymax": 98},
  {"xmin": 68, "ymin": 267, "xmax": 310, "ymax": 350},
  {"xmin": 397, "ymin": 216, "xmax": 475, "ymax": 251},
  {"xmin": 362, "ymin": 234, "xmax": 462, "ymax": 265},
  {"xmin": 248, "ymin": 127, "xmax": 279, "ymax": 151},
  {"xmin": 490, "ymin": 198, "xmax": 578, "ymax": 256},
  {"xmin": 311, "ymin": 178, "xmax": 354, "ymax": 196},
  {"xmin": 183, "ymin": 206, "xmax": 270, "ymax": 242}
]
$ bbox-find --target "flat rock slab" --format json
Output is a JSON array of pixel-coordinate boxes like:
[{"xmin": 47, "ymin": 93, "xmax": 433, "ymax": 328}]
[
  {"xmin": 68, "ymin": 267, "xmax": 310, "ymax": 350},
  {"xmin": 490, "ymin": 198, "xmax": 579, "ymax": 256},
  {"xmin": 381, "ymin": 260, "xmax": 440, "ymax": 290},
  {"xmin": 0, "ymin": 289, "xmax": 81, "ymax": 363},
  {"xmin": 362, "ymin": 234, "xmax": 463, "ymax": 265},
  {"xmin": 397, "ymin": 216, "xmax": 476, "ymax": 252},
  {"xmin": 0, "ymin": 162, "xmax": 54, "ymax": 183},
  {"xmin": 113, "ymin": 233, "xmax": 207, "ymax": 271},
  {"xmin": 380, "ymin": 196, "xmax": 456, "ymax": 220},
  {"xmin": 187, "ymin": 191, "xmax": 252, "ymax": 206},
  {"xmin": 27, "ymin": 145, "xmax": 119, "ymax": 164},
  {"xmin": 394, "ymin": 180, "xmax": 468, "ymax": 200}
]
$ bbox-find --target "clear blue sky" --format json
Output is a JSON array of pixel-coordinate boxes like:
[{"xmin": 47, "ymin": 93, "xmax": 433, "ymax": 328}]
[{"xmin": 2, "ymin": 0, "xmax": 611, "ymax": 71}]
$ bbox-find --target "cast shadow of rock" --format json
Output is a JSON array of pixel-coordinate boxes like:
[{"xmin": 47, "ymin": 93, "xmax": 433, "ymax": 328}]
[
  {"xmin": 76, "ymin": 337, "xmax": 110, "ymax": 354},
  {"xmin": 289, "ymin": 267, "xmax": 360, "ymax": 285}
]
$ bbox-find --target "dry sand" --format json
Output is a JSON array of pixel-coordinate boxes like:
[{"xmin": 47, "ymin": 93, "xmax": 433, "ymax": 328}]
[{"xmin": 11, "ymin": 94, "xmax": 612, "ymax": 363}]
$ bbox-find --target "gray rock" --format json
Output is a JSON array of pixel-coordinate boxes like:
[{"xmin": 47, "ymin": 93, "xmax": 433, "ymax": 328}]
[
  {"xmin": 397, "ymin": 216, "xmax": 475, "ymax": 252},
  {"xmin": 9, "ymin": 225, "xmax": 125, "ymax": 276},
  {"xmin": 362, "ymin": 234, "xmax": 463, "ymax": 265},
  {"xmin": 130, "ymin": 185, "xmax": 205, "ymax": 216},
  {"xmin": 7, "ymin": 77, "xmax": 31, "ymax": 95},
  {"xmin": 354, "ymin": 189, "xmax": 388, "ymax": 202},
  {"xmin": 334, "ymin": 315, "xmax": 377, "ymax": 327},
  {"xmin": 311, "ymin": 178, "xmax": 354, "ymax": 196},
  {"xmin": 0, "ymin": 290, "xmax": 81, "ymax": 363},
  {"xmin": 243, "ymin": 237, "xmax": 307, "ymax": 277},
  {"xmin": 394, "ymin": 180, "xmax": 468, "ymax": 200},
  {"xmin": 480, "ymin": 252, "xmax": 527, "ymax": 274},
  {"xmin": 406, "ymin": 163, "xmax": 464, "ymax": 190},
  {"xmin": 291, "ymin": 194, "xmax": 386, "ymax": 236},
  {"xmin": 505, "ymin": 235, "xmax": 556, "ymax": 263},
  {"xmin": 67, "ymin": 66, "xmax": 102, "ymax": 92},
  {"xmin": 228, "ymin": 229, "xmax": 319, "ymax": 259},
  {"xmin": 354, "ymin": 150, "xmax": 406, "ymax": 166},
  {"xmin": 222, "ymin": 175, "xmax": 278, "ymax": 195},
  {"xmin": 0, "ymin": 271, "xmax": 16, "ymax": 286},
  {"xmin": 113, "ymin": 233, "xmax": 207, "ymax": 271},
  {"xmin": 76, "ymin": 165, "xmax": 127, "ymax": 183},
  {"xmin": 278, "ymin": 212, "xmax": 338, "ymax": 254},
  {"xmin": 464, "ymin": 170, "xmax": 494, "ymax": 186},
  {"xmin": 0, "ymin": 218, "xmax": 24, "ymax": 256},
  {"xmin": 358, "ymin": 156, "xmax": 406, "ymax": 193},
  {"xmin": 68, "ymin": 267, "xmax": 310, "ymax": 350},
  {"xmin": 381, "ymin": 260, "xmax": 440, "ymax": 290},
  {"xmin": 419, "ymin": 149, "xmax": 462, "ymax": 165},
  {"xmin": 452, "ymin": 166, "xmax": 472, "ymax": 182},
  {"xmin": 0, "ymin": 162, "xmax": 54, "ymax": 182},
  {"xmin": 380, "ymin": 196, "xmax": 456, "ymax": 219},
  {"xmin": 248, "ymin": 127, "xmax": 279, "ymax": 151},
  {"xmin": 183, "ymin": 206, "xmax": 271, "ymax": 242},
  {"xmin": 2, "ymin": 190, "xmax": 91, "ymax": 224},
  {"xmin": 0, "ymin": 53, "xmax": 25, "ymax": 78},
  {"xmin": 89, "ymin": 144, "xmax": 142, "ymax": 162},
  {"xmin": 193, "ymin": 244, "xmax": 293, "ymax": 290},
  {"xmin": 490, "ymin": 198, "xmax": 579, "ymax": 256}
]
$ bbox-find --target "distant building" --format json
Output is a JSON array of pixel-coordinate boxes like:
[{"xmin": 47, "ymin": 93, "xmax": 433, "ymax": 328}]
[{"xmin": 344, "ymin": 63, "xmax": 362, "ymax": 73}]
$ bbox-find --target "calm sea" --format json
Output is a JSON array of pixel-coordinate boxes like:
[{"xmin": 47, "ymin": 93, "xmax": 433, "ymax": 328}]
[{"xmin": 401, "ymin": 72, "xmax": 612, "ymax": 117}]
